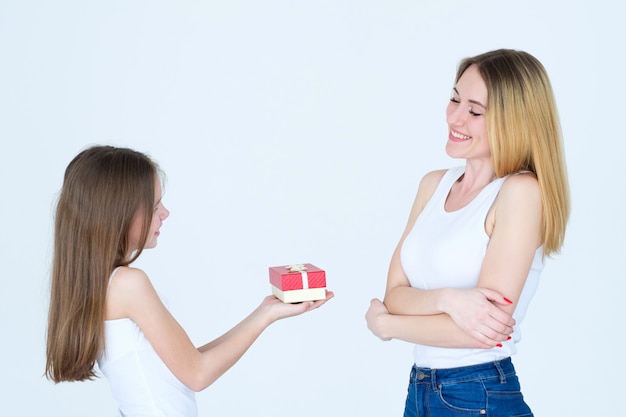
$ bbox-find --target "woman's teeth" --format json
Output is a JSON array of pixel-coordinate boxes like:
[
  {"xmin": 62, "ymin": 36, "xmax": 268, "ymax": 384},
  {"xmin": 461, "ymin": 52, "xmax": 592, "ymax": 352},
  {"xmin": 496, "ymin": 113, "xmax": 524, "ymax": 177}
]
[{"xmin": 451, "ymin": 131, "xmax": 471, "ymax": 140}]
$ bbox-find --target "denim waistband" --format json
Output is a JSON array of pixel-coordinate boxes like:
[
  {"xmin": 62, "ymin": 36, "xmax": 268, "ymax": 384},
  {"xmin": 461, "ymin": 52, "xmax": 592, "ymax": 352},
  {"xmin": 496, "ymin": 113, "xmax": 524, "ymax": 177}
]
[{"xmin": 410, "ymin": 357, "xmax": 515, "ymax": 386}]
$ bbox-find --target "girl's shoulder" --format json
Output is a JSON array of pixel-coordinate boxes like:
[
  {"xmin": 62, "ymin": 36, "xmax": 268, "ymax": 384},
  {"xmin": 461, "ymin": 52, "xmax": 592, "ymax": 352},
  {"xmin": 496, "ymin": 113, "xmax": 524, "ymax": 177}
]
[
  {"xmin": 110, "ymin": 266, "xmax": 154, "ymax": 293},
  {"xmin": 106, "ymin": 267, "xmax": 156, "ymax": 320},
  {"xmin": 111, "ymin": 265, "xmax": 149, "ymax": 281}
]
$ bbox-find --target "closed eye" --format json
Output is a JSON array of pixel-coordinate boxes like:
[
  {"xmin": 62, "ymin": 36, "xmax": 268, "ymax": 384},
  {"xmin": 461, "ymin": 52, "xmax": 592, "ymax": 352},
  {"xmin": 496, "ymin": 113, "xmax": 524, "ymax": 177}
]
[{"xmin": 451, "ymin": 98, "xmax": 483, "ymax": 117}]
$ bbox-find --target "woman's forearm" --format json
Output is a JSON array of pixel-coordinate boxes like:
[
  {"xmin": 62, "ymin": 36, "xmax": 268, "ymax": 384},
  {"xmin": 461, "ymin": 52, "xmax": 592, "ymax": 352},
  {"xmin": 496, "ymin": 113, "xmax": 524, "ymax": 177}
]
[
  {"xmin": 376, "ymin": 312, "xmax": 493, "ymax": 349},
  {"xmin": 384, "ymin": 285, "xmax": 450, "ymax": 316}
]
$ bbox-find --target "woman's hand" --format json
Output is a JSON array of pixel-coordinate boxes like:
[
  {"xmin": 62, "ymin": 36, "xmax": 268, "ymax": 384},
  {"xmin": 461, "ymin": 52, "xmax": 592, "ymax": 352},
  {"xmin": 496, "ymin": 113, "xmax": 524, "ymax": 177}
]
[
  {"xmin": 442, "ymin": 287, "xmax": 515, "ymax": 346},
  {"xmin": 365, "ymin": 298, "xmax": 392, "ymax": 341}
]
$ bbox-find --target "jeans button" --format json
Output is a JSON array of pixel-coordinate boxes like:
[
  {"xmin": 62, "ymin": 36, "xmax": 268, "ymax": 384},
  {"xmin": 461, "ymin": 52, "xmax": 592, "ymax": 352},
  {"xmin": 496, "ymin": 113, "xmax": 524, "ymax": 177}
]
[{"xmin": 416, "ymin": 371, "xmax": 426, "ymax": 380}]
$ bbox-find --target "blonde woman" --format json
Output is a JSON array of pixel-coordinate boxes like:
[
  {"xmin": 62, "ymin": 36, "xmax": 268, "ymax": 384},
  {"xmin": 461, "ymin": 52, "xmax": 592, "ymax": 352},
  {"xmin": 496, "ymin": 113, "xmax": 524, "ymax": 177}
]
[
  {"xmin": 366, "ymin": 49, "xmax": 569, "ymax": 417},
  {"xmin": 46, "ymin": 146, "xmax": 333, "ymax": 416}
]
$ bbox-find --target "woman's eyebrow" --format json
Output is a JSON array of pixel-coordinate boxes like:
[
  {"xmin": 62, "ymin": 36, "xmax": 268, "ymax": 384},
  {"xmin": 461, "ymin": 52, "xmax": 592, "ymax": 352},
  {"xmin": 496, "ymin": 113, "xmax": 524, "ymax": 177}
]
[
  {"xmin": 469, "ymin": 99, "xmax": 486, "ymax": 109},
  {"xmin": 452, "ymin": 87, "xmax": 487, "ymax": 109}
]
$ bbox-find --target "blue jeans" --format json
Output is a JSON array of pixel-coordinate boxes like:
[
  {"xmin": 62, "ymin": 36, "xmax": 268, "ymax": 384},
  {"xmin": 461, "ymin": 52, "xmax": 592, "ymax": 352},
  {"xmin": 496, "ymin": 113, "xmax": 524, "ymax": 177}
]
[{"xmin": 403, "ymin": 357, "xmax": 533, "ymax": 417}]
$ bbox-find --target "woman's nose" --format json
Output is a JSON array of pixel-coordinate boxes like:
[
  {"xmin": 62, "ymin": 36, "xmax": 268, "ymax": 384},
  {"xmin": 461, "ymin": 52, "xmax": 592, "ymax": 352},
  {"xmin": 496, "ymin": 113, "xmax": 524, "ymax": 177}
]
[{"xmin": 446, "ymin": 103, "xmax": 465, "ymax": 126}]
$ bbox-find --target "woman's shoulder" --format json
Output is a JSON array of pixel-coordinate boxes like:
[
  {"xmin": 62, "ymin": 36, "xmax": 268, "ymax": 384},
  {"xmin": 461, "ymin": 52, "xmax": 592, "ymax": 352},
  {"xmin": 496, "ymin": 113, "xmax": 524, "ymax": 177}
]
[
  {"xmin": 408, "ymin": 169, "xmax": 452, "ymax": 218},
  {"xmin": 495, "ymin": 172, "xmax": 542, "ymax": 219},
  {"xmin": 500, "ymin": 171, "xmax": 541, "ymax": 199},
  {"xmin": 419, "ymin": 169, "xmax": 448, "ymax": 191},
  {"xmin": 422, "ymin": 168, "xmax": 448, "ymax": 182},
  {"xmin": 417, "ymin": 168, "xmax": 459, "ymax": 198}
]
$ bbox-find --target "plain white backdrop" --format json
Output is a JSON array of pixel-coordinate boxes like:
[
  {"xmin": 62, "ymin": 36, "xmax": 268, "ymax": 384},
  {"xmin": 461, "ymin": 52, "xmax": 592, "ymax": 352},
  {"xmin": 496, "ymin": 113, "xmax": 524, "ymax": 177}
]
[{"xmin": 1, "ymin": 1, "xmax": 624, "ymax": 416}]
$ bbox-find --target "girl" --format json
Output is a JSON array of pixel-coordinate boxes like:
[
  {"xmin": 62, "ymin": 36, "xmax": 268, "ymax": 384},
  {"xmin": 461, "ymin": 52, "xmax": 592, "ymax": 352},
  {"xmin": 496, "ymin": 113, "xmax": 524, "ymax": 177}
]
[
  {"xmin": 46, "ymin": 145, "xmax": 333, "ymax": 416},
  {"xmin": 366, "ymin": 49, "xmax": 569, "ymax": 416}
]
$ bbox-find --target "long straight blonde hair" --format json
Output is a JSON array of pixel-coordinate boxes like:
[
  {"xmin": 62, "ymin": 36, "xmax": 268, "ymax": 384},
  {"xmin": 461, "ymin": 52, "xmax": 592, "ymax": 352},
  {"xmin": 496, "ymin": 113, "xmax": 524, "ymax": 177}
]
[
  {"xmin": 456, "ymin": 49, "xmax": 570, "ymax": 256},
  {"xmin": 46, "ymin": 146, "xmax": 159, "ymax": 382}
]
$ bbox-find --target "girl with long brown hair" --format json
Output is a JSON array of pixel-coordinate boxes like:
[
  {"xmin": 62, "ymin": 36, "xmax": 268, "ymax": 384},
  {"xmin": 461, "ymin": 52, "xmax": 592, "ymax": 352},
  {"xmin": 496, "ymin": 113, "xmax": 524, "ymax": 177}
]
[{"xmin": 46, "ymin": 145, "xmax": 333, "ymax": 416}]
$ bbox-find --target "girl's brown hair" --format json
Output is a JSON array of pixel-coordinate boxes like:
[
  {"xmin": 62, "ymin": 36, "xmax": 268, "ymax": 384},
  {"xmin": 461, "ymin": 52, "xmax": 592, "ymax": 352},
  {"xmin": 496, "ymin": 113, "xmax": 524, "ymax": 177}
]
[
  {"xmin": 456, "ymin": 49, "xmax": 570, "ymax": 256},
  {"xmin": 46, "ymin": 145, "xmax": 159, "ymax": 382}
]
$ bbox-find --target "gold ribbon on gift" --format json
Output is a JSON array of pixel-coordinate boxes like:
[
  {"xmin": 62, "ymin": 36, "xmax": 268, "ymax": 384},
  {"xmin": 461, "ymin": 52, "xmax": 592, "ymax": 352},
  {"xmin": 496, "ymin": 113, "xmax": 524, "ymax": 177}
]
[
  {"xmin": 286, "ymin": 264, "xmax": 309, "ymax": 289},
  {"xmin": 286, "ymin": 264, "xmax": 307, "ymax": 272}
]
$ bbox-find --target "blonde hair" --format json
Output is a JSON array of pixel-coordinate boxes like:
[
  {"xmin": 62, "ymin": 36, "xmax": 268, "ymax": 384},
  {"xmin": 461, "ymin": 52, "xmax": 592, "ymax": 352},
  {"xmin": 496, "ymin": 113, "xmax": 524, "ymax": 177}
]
[
  {"xmin": 46, "ymin": 146, "xmax": 159, "ymax": 382},
  {"xmin": 456, "ymin": 49, "xmax": 570, "ymax": 256}
]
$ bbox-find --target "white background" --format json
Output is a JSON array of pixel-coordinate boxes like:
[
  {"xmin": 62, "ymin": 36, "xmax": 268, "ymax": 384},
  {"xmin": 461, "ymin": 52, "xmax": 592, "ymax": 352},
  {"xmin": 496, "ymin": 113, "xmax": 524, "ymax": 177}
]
[{"xmin": 1, "ymin": 1, "xmax": 624, "ymax": 416}]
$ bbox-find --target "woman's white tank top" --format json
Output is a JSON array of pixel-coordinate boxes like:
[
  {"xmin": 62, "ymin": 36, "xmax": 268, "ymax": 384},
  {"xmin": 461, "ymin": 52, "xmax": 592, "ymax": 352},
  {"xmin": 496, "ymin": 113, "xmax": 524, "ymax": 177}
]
[{"xmin": 400, "ymin": 166, "xmax": 543, "ymax": 369}]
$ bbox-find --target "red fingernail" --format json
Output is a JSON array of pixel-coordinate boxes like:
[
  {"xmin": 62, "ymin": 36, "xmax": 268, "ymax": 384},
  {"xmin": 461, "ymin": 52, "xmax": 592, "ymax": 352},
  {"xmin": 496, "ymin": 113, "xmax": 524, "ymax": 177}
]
[
  {"xmin": 507, "ymin": 336, "xmax": 512, "ymax": 340},
  {"xmin": 496, "ymin": 343, "xmax": 503, "ymax": 348},
  {"xmin": 503, "ymin": 297, "xmax": 513, "ymax": 304}
]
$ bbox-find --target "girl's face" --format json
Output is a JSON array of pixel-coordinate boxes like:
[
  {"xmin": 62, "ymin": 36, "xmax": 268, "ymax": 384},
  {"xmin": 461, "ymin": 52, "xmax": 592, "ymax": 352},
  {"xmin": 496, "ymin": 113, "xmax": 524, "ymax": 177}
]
[
  {"xmin": 445, "ymin": 64, "xmax": 491, "ymax": 161},
  {"xmin": 128, "ymin": 178, "xmax": 169, "ymax": 253}
]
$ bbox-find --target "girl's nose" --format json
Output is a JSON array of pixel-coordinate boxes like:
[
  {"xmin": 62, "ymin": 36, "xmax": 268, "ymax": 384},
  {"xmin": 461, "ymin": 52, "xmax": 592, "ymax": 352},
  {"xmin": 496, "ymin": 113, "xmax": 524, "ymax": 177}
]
[{"xmin": 160, "ymin": 205, "xmax": 170, "ymax": 220}]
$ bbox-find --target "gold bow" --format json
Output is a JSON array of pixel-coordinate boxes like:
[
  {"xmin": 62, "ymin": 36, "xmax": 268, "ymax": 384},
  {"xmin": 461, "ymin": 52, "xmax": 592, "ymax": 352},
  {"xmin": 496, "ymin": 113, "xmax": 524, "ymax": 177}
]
[{"xmin": 286, "ymin": 264, "xmax": 307, "ymax": 272}]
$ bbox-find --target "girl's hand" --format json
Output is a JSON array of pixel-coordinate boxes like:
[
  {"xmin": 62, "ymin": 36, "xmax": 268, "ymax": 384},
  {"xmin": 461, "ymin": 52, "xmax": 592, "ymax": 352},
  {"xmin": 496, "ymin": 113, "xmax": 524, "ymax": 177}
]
[
  {"xmin": 443, "ymin": 287, "xmax": 515, "ymax": 346},
  {"xmin": 260, "ymin": 291, "xmax": 334, "ymax": 323},
  {"xmin": 365, "ymin": 298, "xmax": 391, "ymax": 341}
]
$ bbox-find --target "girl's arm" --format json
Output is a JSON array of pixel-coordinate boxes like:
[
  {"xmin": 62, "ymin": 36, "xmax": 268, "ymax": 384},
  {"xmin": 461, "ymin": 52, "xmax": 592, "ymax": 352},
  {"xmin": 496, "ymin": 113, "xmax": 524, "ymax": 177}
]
[
  {"xmin": 373, "ymin": 173, "xmax": 542, "ymax": 347},
  {"xmin": 107, "ymin": 270, "xmax": 333, "ymax": 392}
]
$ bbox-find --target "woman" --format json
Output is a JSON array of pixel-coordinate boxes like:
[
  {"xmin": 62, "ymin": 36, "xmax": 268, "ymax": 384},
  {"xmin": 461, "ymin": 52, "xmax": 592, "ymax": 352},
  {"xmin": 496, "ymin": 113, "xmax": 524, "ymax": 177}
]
[
  {"xmin": 365, "ymin": 49, "xmax": 569, "ymax": 416},
  {"xmin": 46, "ymin": 145, "xmax": 333, "ymax": 416}
]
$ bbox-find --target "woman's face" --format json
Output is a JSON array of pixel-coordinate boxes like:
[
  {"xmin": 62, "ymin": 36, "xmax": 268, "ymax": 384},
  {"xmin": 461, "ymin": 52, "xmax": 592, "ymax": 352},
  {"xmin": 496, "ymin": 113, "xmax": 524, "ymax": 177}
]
[
  {"xmin": 445, "ymin": 64, "xmax": 491, "ymax": 161},
  {"xmin": 128, "ymin": 178, "xmax": 169, "ymax": 253}
]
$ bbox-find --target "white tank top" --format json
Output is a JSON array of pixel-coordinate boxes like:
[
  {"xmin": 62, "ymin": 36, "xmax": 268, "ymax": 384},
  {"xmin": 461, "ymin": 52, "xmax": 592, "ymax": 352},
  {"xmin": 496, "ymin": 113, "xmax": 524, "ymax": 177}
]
[
  {"xmin": 97, "ymin": 269, "xmax": 197, "ymax": 417},
  {"xmin": 400, "ymin": 166, "xmax": 543, "ymax": 369}
]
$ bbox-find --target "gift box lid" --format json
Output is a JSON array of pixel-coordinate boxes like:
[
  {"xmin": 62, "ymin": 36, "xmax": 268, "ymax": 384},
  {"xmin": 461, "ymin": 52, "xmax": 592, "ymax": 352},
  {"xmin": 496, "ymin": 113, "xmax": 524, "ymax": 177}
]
[{"xmin": 269, "ymin": 263, "xmax": 326, "ymax": 291}]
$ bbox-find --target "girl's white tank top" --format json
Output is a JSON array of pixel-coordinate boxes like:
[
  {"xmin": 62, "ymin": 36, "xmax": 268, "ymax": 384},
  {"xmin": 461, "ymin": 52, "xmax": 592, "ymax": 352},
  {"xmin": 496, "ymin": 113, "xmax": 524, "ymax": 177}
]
[{"xmin": 97, "ymin": 268, "xmax": 197, "ymax": 417}]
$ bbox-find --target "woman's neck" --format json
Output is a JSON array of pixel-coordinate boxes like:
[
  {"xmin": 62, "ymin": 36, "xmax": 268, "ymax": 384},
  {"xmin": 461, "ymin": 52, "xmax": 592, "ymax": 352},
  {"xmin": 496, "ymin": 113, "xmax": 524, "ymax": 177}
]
[
  {"xmin": 458, "ymin": 159, "xmax": 496, "ymax": 192},
  {"xmin": 444, "ymin": 160, "xmax": 496, "ymax": 212}
]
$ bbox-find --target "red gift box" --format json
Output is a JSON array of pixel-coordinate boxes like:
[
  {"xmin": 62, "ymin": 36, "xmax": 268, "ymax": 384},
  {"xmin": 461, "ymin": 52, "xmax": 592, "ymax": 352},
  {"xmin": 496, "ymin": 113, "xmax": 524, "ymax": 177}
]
[{"xmin": 269, "ymin": 263, "xmax": 326, "ymax": 303}]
